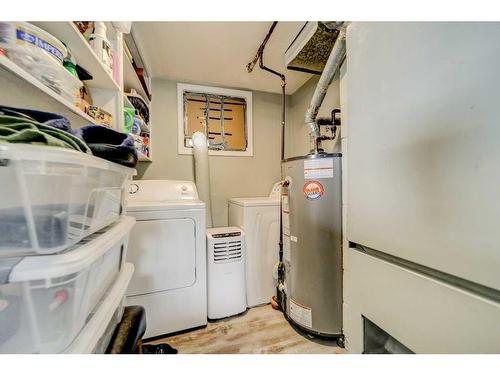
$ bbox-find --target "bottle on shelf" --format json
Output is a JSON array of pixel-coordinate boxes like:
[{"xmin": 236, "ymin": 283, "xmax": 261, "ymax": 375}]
[
  {"xmin": 63, "ymin": 48, "xmax": 78, "ymax": 78},
  {"xmin": 88, "ymin": 22, "xmax": 113, "ymax": 75}
]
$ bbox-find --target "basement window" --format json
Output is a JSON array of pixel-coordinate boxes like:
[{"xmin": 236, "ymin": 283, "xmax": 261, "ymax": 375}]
[{"xmin": 177, "ymin": 83, "xmax": 253, "ymax": 156}]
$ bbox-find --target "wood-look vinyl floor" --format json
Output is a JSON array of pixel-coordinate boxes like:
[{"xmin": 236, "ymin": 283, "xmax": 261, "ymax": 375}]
[{"xmin": 149, "ymin": 304, "xmax": 347, "ymax": 354}]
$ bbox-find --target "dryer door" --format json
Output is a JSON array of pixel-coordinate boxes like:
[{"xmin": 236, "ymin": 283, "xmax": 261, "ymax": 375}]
[{"xmin": 126, "ymin": 218, "xmax": 196, "ymax": 296}]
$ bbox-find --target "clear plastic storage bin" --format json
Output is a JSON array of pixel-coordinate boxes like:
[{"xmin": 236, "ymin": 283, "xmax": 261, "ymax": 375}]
[
  {"xmin": 64, "ymin": 263, "xmax": 135, "ymax": 354},
  {"xmin": 0, "ymin": 22, "xmax": 83, "ymax": 105},
  {"xmin": 0, "ymin": 216, "xmax": 135, "ymax": 354},
  {"xmin": 0, "ymin": 143, "xmax": 135, "ymax": 256}
]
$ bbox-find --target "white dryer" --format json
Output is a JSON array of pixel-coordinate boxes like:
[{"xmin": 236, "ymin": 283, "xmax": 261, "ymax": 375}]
[
  {"xmin": 228, "ymin": 183, "xmax": 281, "ymax": 307},
  {"xmin": 125, "ymin": 180, "xmax": 206, "ymax": 338}
]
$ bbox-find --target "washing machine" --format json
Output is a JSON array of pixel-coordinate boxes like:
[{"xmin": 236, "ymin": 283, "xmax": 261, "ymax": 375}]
[
  {"xmin": 125, "ymin": 180, "xmax": 207, "ymax": 338},
  {"xmin": 228, "ymin": 183, "xmax": 280, "ymax": 307}
]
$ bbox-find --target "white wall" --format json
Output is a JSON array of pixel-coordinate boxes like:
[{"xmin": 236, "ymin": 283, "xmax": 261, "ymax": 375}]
[{"xmin": 136, "ymin": 78, "xmax": 282, "ymax": 227}]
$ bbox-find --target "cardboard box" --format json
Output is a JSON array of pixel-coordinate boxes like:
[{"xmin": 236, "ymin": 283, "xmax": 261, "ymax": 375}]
[{"xmin": 86, "ymin": 106, "xmax": 113, "ymax": 127}]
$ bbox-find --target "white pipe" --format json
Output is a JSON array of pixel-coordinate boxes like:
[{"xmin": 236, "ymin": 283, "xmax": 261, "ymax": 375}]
[
  {"xmin": 305, "ymin": 24, "xmax": 347, "ymax": 154},
  {"xmin": 192, "ymin": 132, "xmax": 213, "ymax": 228}
]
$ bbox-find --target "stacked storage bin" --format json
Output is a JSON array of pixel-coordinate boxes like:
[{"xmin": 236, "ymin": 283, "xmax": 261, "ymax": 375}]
[{"xmin": 0, "ymin": 144, "xmax": 136, "ymax": 353}]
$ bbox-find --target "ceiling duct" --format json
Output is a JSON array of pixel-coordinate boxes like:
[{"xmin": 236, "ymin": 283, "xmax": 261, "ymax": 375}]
[{"xmin": 285, "ymin": 22, "xmax": 341, "ymax": 75}]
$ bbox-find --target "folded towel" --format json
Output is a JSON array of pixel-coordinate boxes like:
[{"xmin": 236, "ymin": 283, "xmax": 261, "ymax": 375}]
[
  {"xmin": 74, "ymin": 125, "xmax": 138, "ymax": 168},
  {"xmin": 0, "ymin": 105, "xmax": 137, "ymax": 167},
  {"xmin": 0, "ymin": 105, "xmax": 72, "ymax": 132},
  {"xmin": 0, "ymin": 115, "xmax": 91, "ymax": 153}
]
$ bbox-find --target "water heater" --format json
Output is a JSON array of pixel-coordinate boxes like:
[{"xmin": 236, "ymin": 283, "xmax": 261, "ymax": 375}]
[{"xmin": 281, "ymin": 153, "xmax": 343, "ymax": 341}]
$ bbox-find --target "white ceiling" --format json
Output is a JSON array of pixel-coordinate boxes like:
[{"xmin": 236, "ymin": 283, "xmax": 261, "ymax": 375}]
[{"xmin": 132, "ymin": 22, "xmax": 313, "ymax": 94}]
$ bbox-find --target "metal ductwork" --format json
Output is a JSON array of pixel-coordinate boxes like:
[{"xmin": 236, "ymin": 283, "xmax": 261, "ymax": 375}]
[
  {"xmin": 304, "ymin": 23, "xmax": 346, "ymax": 154},
  {"xmin": 285, "ymin": 22, "xmax": 341, "ymax": 75}
]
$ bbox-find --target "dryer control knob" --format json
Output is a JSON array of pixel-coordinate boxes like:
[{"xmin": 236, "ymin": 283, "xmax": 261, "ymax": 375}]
[{"xmin": 181, "ymin": 185, "xmax": 188, "ymax": 192}]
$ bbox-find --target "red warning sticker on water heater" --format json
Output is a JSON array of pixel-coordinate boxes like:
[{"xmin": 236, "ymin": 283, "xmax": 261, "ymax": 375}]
[{"xmin": 303, "ymin": 180, "xmax": 324, "ymax": 201}]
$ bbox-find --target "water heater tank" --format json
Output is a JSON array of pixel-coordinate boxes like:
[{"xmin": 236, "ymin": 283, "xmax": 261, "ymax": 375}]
[{"xmin": 281, "ymin": 153, "xmax": 343, "ymax": 338}]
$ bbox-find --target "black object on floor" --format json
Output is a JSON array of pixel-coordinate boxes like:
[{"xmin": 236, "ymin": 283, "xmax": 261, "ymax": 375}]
[
  {"xmin": 106, "ymin": 305, "xmax": 147, "ymax": 354},
  {"xmin": 142, "ymin": 343, "xmax": 178, "ymax": 354}
]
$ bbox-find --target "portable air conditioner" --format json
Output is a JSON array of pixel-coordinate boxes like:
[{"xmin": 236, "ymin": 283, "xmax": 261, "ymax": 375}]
[{"xmin": 207, "ymin": 227, "xmax": 246, "ymax": 319}]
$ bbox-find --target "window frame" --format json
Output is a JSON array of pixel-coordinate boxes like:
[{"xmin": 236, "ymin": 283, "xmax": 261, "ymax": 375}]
[{"xmin": 177, "ymin": 83, "xmax": 253, "ymax": 157}]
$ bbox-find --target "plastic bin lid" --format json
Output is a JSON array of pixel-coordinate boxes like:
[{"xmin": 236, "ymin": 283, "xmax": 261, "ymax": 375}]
[
  {"xmin": 0, "ymin": 143, "xmax": 136, "ymax": 175},
  {"xmin": 8, "ymin": 216, "xmax": 136, "ymax": 283}
]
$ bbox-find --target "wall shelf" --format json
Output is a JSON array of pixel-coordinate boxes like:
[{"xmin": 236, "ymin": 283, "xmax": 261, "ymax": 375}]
[
  {"xmin": 0, "ymin": 55, "xmax": 98, "ymax": 127},
  {"xmin": 33, "ymin": 22, "xmax": 120, "ymax": 91},
  {"xmin": 123, "ymin": 94, "xmax": 134, "ymax": 108},
  {"xmin": 140, "ymin": 123, "xmax": 151, "ymax": 133},
  {"xmin": 0, "ymin": 22, "xmax": 153, "ymax": 165},
  {"xmin": 137, "ymin": 151, "xmax": 152, "ymax": 162},
  {"xmin": 123, "ymin": 52, "xmax": 150, "ymax": 104},
  {"xmin": 123, "ymin": 45, "xmax": 152, "ymax": 162}
]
